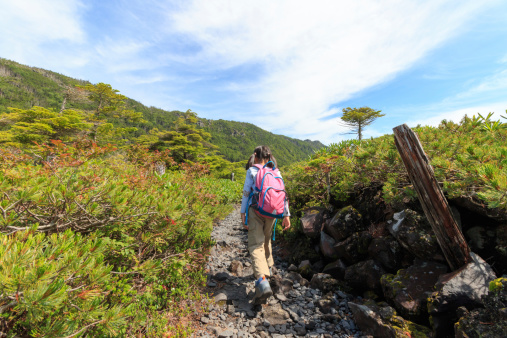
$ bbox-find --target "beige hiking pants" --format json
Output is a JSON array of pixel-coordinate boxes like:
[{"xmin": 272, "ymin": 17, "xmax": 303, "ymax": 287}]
[{"xmin": 247, "ymin": 206, "xmax": 276, "ymax": 279}]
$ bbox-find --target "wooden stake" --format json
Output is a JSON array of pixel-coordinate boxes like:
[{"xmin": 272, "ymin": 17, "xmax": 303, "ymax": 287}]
[{"xmin": 393, "ymin": 124, "xmax": 471, "ymax": 270}]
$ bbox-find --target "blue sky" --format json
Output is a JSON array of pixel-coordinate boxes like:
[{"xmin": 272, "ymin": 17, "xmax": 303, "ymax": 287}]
[{"xmin": 1, "ymin": 0, "xmax": 507, "ymax": 144}]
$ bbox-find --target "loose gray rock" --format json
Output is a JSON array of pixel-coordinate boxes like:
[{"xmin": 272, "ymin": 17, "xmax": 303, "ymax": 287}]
[{"xmin": 193, "ymin": 205, "xmax": 364, "ymax": 337}]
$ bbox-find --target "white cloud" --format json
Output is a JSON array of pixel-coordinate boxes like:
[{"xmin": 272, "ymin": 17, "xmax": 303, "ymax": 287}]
[
  {"xmin": 385, "ymin": 68, "xmax": 507, "ymax": 134},
  {"xmin": 0, "ymin": 0, "xmax": 85, "ymax": 64},
  {"xmin": 1, "ymin": 0, "xmax": 503, "ymax": 146},
  {"xmin": 93, "ymin": 39, "xmax": 155, "ymax": 73},
  {"xmin": 405, "ymin": 103, "xmax": 507, "ymax": 128},
  {"xmin": 165, "ymin": 0, "xmax": 493, "ymax": 144},
  {"xmin": 453, "ymin": 69, "xmax": 507, "ymax": 100}
]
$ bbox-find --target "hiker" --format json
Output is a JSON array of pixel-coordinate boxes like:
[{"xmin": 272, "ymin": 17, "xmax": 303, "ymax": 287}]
[{"xmin": 240, "ymin": 145, "xmax": 291, "ymax": 304}]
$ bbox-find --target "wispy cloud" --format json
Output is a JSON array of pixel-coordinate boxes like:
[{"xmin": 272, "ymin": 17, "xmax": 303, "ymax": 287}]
[
  {"xmin": 394, "ymin": 65, "xmax": 507, "ymax": 129},
  {"xmin": 0, "ymin": 0, "xmax": 86, "ymax": 65},
  {"xmin": 405, "ymin": 103, "xmax": 507, "ymax": 128},
  {"xmin": 163, "ymin": 0, "xmax": 493, "ymax": 144},
  {"xmin": 1, "ymin": 0, "xmax": 504, "ymax": 146},
  {"xmin": 454, "ymin": 69, "xmax": 507, "ymax": 100},
  {"xmin": 93, "ymin": 39, "xmax": 155, "ymax": 73}
]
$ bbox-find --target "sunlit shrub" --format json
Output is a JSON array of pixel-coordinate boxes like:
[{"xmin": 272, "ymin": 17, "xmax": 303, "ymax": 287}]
[{"xmin": 0, "ymin": 141, "xmax": 241, "ymax": 336}]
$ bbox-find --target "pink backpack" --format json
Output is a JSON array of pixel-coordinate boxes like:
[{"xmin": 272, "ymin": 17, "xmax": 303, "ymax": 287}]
[{"xmin": 245, "ymin": 162, "xmax": 287, "ymax": 236}]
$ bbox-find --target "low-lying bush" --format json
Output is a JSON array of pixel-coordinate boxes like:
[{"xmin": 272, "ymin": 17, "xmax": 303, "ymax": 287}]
[
  {"xmin": 285, "ymin": 115, "xmax": 507, "ymax": 223},
  {"xmin": 0, "ymin": 140, "xmax": 241, "ymax": 336}
]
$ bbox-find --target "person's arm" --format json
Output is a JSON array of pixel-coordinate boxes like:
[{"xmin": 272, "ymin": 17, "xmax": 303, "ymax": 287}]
[
  {"xmin": 240, "ymin": 168, "xmax": 255, "ymax": 224},
  {"xmin": 278, "ymin": 171, "xmax": 291, "ymax": 218},
  {"xmin": 282, "ymin": 216, "xmax": 291, "ymax": 230}
]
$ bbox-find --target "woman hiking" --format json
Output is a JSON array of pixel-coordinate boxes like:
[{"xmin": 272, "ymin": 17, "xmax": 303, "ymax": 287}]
[{"xmin": 240, "ymin": 145, "xmax": 291, "ymax": 304}]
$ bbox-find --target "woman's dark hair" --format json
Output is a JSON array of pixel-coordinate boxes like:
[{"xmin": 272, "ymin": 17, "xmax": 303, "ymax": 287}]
[
  {"xmin": 245, "ymin": 154, "xmax": 255, "ymax": 170},
  {"xmin": 256, "ymin": 145, "xmax": 277, "ymax": 168}
]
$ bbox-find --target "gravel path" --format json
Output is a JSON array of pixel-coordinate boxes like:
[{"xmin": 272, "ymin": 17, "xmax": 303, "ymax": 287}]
[{"xmin": 193, "ymin": 206, "xmax": 366, "ymax": 338}]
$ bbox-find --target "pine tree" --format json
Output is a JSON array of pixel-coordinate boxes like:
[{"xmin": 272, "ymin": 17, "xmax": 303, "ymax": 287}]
[
  {"xmin": 0, "ymin": 106, "xmax": 91, "ymax": 147},
  {"xmin": 77, "ymin": 83, "xmax": 143, "ymax": 144},
  {"xmin": 150, "ymin": 110, "xmax": 218, "ymax": 164},
  {"xmin": 339, "ymin": 106, "xmax": 385, "ymax": 140}
]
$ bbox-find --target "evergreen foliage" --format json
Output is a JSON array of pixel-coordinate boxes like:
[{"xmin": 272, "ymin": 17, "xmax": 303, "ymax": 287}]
[
  {"xmin": 0, "ymin": 58, "xmax": 323, "ymax": 164},
  {"xmin": 0, "ymin": 141, "xmax": 242, "ymax": 336},
  {"xmin": 339, "ymin": 106, "xmax": 385, "ymax": 140},
  {"xmin": 0, "ymin": 106, "xmax": 91, "ymax": 147},
  {"xmin": 149, "ymin": 110, "xmax": 217, "ymax": 163},
  {"xmin": 0, "ymin": 228, "xmax": 126, "ymax": 337},
  {"xmin": 285, "ymin": 114, "xmax": 507, "ymax": 217},
  {"xmin": 203, "ymin": 119, "xmax": 324, "ymax": 166},
  {"xmin": 0, "ymin": 59, "xmax": 88, "ymax": 112}
]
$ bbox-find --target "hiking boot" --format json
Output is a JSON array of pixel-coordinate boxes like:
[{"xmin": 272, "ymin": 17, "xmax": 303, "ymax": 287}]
[{"xmin": 253, "ymin": 276, "xmax": 272, "ymax": 305}]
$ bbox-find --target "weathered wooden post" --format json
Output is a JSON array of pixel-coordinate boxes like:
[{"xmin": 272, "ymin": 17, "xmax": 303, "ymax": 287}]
[{"xmin": 393, "ymin": 124, "xmax": 471, "ymax": 270}]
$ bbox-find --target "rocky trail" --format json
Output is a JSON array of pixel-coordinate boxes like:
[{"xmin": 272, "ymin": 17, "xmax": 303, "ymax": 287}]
[{"xmin": 193, "ymin": 206, "xmax": 367, "ymax": 338}]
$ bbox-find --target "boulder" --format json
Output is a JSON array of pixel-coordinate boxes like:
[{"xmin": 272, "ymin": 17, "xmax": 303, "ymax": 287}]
[
  {"xmin": 297, "ymin": 260, "xmax": 313, "ymax": 278},
  {"xmin": 466, "ymin": 226, "xmax": 493, "ymax": 251},
  {"xmin": 368, "ymin": 236, "xmax": 404, "ymax": 273},
  {"xmin": 325, "ymin": 206, "xmax": 364, "ymax": 242},
  {"xmin": 229, "ymin": 260, "xmax": 244, "ymax": 276},
  {"xmin": 301, "ymin": 207, "xmax": 326, "ymax": 238},
  {"xmin": 310, "ymin": 273, "xmax": 341, "ymax": 293},
  {"xmin": 285, "ymin": 271, "xmax": 302, "ymax": 283},
  {"xmin": 262, "ymin": 303, "xmax": 290, "ymax": 325},
  {"xmin": 315, "ymin": 294, "xmax": 337, "ymax": 314},
  {"xmin": 349, "ymin": 302, "xmax": 433, "ymax": 338},
  {"xmin": 387, "ymin": 209, "xmax": 446, "ymax": 263},
  {"xmin": 344, "ymin": 260, "xmax": 386, "ymax": 293},
  {"xmin": 269, "ymin": 274, "xmax": 293, "ymax": 295},
  {"xmin": 428, "ymin": 252, "xmax": 497, "ymax": 337},
  {"xmin": 455, "ymin": 277, "xmax": 507, "ymax": 338},
  {"xmin": 334, "ymin": 231, "xmax": 372, "ymax": 264},
  {"xmin": 466, "ymin": 224, "xmax": 507, "ymax": 276},
  {"xmin": 214, "ymin": 272, "xmax": 231, "ymax": 281},
  {"xmin": 312, "ymin": 260, "xmax": 325, "ymax": 273},
  {"xmin": 494, "ymin": 224, "xmax": 507, "ymax": 274},
  {"xmin": 319, "ymin": 231, "xmax": 338, "ymax": 259},
  {"xmin": 452, "ymin": 196, "xmax": 507, "ymax": 222},
  {"xmin": 285, "ymin": 271, "xmax": 307, "ymax": 287},
  {"xmin": 381, "ymin": 260, "xmax": 448, "ymax": 322},
  {"xmin": 322, "ymin": 259, "xmax": 347, "ymax": 280}
]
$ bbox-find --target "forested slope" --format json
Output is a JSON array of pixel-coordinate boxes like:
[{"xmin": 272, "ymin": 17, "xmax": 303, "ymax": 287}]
[
  {"xmin": 203, "ymin": 119, "xmax": 323, "ymax": 165},
  {"xmin": 0, "ymin": 58, "xmax": 323, "ymax": 165}
]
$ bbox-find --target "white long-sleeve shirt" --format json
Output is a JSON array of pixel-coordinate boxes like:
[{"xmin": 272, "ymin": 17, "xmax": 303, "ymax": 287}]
[{"xmin": 240, "ymin": 166, "xmax": 290, "ymax": 217}]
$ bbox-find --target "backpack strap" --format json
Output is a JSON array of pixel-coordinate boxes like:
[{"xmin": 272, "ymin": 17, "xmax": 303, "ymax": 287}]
[{"xmin": 263, "ymin": 161, "xmax": 276, "ymax": 170}]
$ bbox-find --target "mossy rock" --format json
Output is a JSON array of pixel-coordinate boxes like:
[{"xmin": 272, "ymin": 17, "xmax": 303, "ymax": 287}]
[
  {"xmin": 382, "ymin": 261, "xmax": 447, "ymax": 323},
  {"xmin": 349, "ymin": 301, "xmax": 432, "ymax": 338},
  {"xmin": 325, "ymin": 205, "xmax": 365, "ymax": 242},
  {"xmin": 388, "ymin": 209, "xmax": 446, "ymax": 263}
]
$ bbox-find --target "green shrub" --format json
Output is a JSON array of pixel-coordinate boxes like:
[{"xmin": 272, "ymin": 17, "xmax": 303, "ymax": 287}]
[
  {"xmin": 285, "ymin": 114, "xmax": 507, "ymax": 215},
  {"xmin": 0, "ymin": 228, "xmax": 125, "ymax": 337},
  {"xmin": 0, "ymin": 141, "xmax": 241, "ymax": 336}
]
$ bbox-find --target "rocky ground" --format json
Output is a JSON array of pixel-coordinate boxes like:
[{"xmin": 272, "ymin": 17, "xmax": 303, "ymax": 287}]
[{"xmin": 193, "ymin": 206, "xmax": 368, "ymax": 338}]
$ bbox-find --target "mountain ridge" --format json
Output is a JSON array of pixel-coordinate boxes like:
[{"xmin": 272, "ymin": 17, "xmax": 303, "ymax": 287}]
[{"xmin": 0, "ymin": 57, "xmax": 324, "ymax": 165}]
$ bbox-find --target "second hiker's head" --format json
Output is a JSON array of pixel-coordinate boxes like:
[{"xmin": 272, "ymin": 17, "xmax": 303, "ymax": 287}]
[{"xmin": 253, "ymin": 145, "xmax": 277, "ymax": 168}]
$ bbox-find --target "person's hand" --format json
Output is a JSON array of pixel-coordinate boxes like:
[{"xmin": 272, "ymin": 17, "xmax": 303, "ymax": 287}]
[
  {"xmin": 282, "ymin": 216, "xmax": 291, "ymax": 231},
  {"xmin": 241, "ymin": 213, "xmax": 248, "ymax": 230}
]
